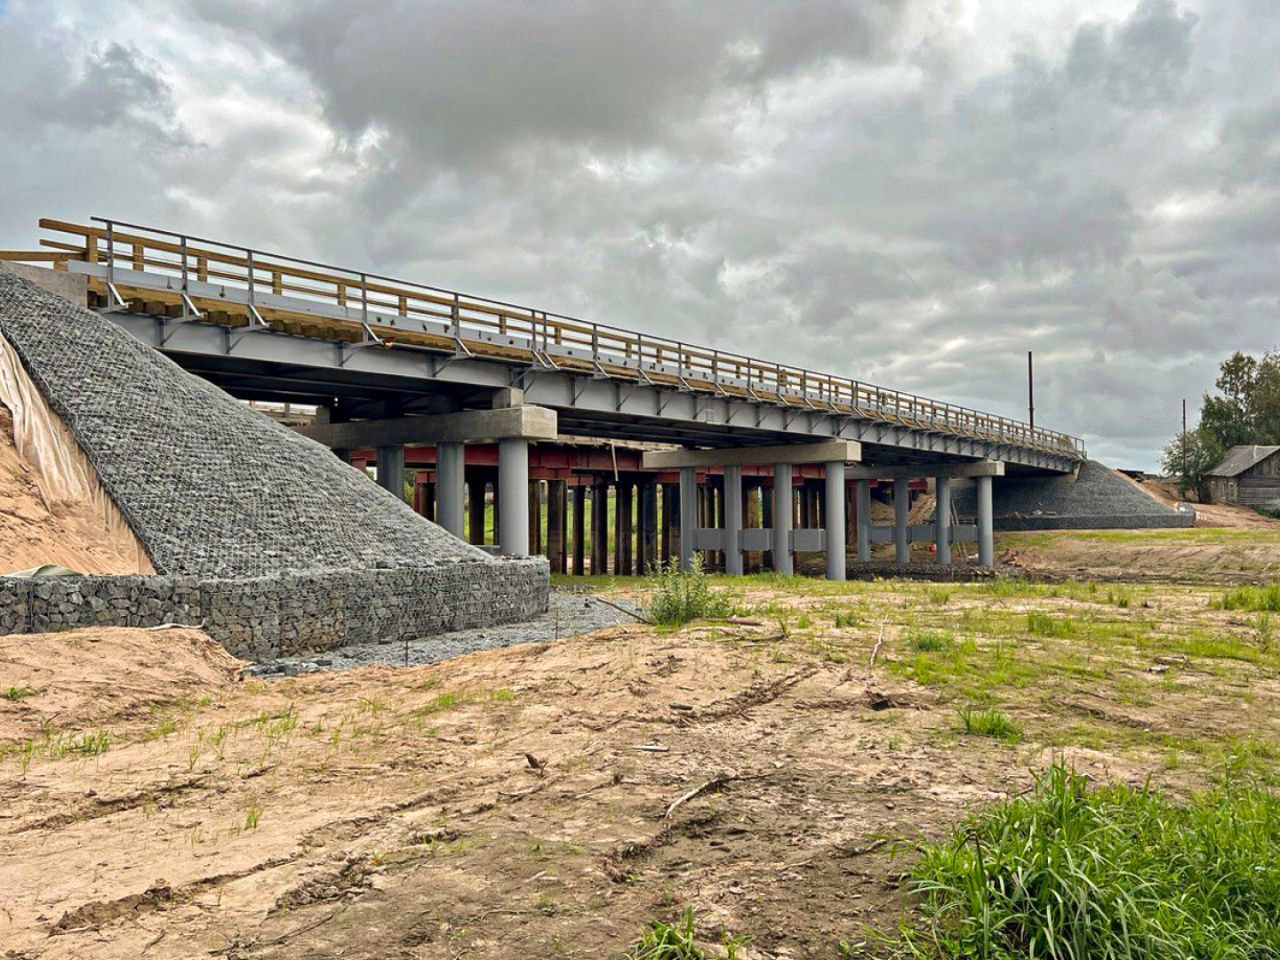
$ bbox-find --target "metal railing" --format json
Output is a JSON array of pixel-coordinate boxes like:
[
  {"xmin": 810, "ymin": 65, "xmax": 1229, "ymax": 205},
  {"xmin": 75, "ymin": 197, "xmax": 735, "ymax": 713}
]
[{"xmin": 29, "ymin": 216, "xmax": 1085, "ymax": 459}]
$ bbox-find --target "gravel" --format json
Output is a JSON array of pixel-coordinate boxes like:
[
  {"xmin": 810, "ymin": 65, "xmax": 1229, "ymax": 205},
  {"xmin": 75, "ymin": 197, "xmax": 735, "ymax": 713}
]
[{"xmin": 249, "ymin": 590, "xmax": 644, "ymax": 675}]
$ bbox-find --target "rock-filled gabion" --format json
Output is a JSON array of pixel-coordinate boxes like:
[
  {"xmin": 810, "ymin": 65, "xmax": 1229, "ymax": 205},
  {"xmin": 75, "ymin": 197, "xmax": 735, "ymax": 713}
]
[
  {"xmin": 0, "ymin": 559, "xmax": 548, "ymax": 659},
  {"xmin": 0, "ymin": 272, "xmax": 549, "ymax": 657},
  {"xmin": 952, "ymin": 459, "xmax": 1194, "ymax": 531},
  {"xmin": 0, "ymin": 272, "xmax": 495, "ymax": 578}
]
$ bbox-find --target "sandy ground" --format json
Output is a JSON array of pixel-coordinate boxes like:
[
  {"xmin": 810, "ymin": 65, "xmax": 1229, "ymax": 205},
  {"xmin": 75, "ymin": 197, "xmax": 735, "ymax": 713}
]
[
  {"xmin": 1135, "ymin": 476, "xmax": 1280, "ymax": 529},
  {"xmin": 0, "ymin": 409, "xmax": 151, "ymax": 574},
  {"xmin": 4, "ymin": 574, "xmax": 1277, "ymax": 959}
]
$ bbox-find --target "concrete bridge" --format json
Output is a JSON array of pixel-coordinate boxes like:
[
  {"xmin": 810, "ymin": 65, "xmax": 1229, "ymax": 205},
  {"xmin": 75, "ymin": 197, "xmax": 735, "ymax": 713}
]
[{"xmin": 2, "ymin": 217, "xmax": 1086, "ymax": 576}]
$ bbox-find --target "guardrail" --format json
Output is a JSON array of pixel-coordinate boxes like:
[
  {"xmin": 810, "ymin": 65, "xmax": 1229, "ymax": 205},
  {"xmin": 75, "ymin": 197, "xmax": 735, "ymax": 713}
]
[{"xmin": 14, "ymin": 217, "xmax": 1085, "ymax": 459}]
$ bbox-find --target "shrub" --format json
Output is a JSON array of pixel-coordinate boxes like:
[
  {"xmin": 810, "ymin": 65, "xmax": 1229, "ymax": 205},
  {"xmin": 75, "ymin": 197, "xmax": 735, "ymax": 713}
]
[
  {"xmin": 901, "ymin": 764, "xmax": 1280, "ymax": 959},
  {"xmin": 908, "ymin": 630, "xmax": 952, "ymax": 653},
  {"xmin": 957, "ymin": 707, "xmax": 1022, "ymax": 743},
  {"xmin": 646, "ymin": 557, "xmax": 731, "ymax": 626},
  {"xmin": 1213, "ymin": 583, "xmax": 1280, "ymax": 613}
]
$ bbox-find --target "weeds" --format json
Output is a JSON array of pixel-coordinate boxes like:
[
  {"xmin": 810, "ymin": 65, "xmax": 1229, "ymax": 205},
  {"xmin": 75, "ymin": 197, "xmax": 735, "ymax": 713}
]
[
  {"xmin": 957, "ymin": 707, "xmax": 1022, "ymax": 743},
  {"xmin": 1027, "ymin": 611, "xmax": 1075, "ymax": 638},
  {"xmin": 908, "ymin": 629, "xmax": 952, "ymax": 653},
  {"xmin": 245, "ymin": 806, "xmax": 262, "ymax": 830},
  {"xmin": 1213, "ymin": 583, "xmax": 1280, "ymax": 613},
  {"xmin": 899, "ymin": 764, "xmax": 1280, "ymax": 959},
  {"xmin": 646, "ymin": 557, "xmax": 731, "ymax": 626},
  {"xmin": 630, "ymin": 907, "xmax": 747, "ymax": 960},
  {"xmin": 3, "ymin": 686, "xmax": 36, "ymax": 701}
]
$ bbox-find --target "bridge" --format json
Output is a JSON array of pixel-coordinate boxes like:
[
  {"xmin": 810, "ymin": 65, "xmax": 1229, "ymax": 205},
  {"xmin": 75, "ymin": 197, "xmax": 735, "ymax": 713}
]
[{"xmin": 2, "ymin": 217, "xmax": 1085, "ymax": 577}]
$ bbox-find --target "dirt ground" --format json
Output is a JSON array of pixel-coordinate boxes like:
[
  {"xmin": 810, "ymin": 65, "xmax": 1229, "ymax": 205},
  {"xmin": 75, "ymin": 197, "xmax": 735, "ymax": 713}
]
[{"xmin": 4, "ymin": 575, "xmax": 1278, "ymax": 959}]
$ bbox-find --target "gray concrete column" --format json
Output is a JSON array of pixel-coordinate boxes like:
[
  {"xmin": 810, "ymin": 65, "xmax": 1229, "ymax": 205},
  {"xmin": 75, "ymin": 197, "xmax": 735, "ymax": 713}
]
[
  {"xmin": 894, "ymin": 477, "xmax": 910, "ymax": 565},
  {"xmin": 977, "ymin": 474, "xmax": 994, "ymax": 567},
  {"xmin": 855, "ymin": 479, "xmax": 871, "ymax": 563},
  {"xmin": 724, "ymin": 466, "xmax": 743, "ymax": 576},
  {"xmin": 678, "ymin": 467, "xmax": 697, "ymax": 572},
  {"xmin": 435, "ymin": 441, "xmax": 465, "ymax": 537},
  {"xmin": 377, "ymin": 444, "xmax": 406, "ymax": 502},
  {"xmin": 825, "ymin": 461, "xmax": 846, "ymax": 581},
  {"xmin": 935, "ymin": 476, "xmax": 952, "ymax": 566},
  {"xmin": 772, "ymin": 464, "xmax": 793, "ymax": 575},
  {"xmin": 498, "ymin": 439, "xmax": 530, "ymax": 555}
]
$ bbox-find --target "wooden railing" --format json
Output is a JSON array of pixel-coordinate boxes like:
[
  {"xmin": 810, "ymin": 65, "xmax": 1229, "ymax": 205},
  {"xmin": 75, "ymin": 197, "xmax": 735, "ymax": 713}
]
[{"xmin": 11, "ymin": 217, "xmax": 1085, "ymax": 458}]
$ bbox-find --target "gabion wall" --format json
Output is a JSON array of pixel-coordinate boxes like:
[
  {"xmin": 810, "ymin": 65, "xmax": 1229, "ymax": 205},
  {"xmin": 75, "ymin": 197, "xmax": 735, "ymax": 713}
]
[{"xmin": 0, "ymin": 557, "xmax": 548, "ymax": 660}]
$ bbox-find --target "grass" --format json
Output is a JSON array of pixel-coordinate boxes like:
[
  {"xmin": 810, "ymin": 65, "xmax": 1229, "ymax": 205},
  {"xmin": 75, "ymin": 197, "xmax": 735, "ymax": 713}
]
[
  {"xmin": 1213, "ymin": 583, "xmax": 1280, "ymax": 612},
  {"xmin": 3, "ymin": 685, "xmax": 37, "ymax": 701},
  {"xmin": 956, "ymin": 706, "xmax": 1022, "ymax": 743},
  {"xmin": 899, "ymin": 763, "xmax": 1280, "ymax": 959},
  {"xmin": 646, "ymin": 557, "xmax": 732, "ymax": 626},
  {"xmin": 630, "ymin": 908, "xmax": 748, "ymax": 960}
]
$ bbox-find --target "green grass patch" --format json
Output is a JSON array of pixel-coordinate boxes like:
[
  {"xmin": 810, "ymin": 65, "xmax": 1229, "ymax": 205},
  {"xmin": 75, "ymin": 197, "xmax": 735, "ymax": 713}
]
[
  {"xmin": 3, "ymin": 686, "xmax": 37, "ymax": 701},
  {"xmin": 629, "ymin": 907, "xmax": 749, "ymax": 959},
  {"xmin": 956, "ymin": 706, "xmax": 1022, "ymax": 743},
  {"xmin": 1027, "ymin": 611, "xmax": 1076, "ymax": 638},
  {"xmin": 899, "ymin": 764, "xmax": 1280, "ymax": 959},
  {"xmin": 1213, "ymin": 583, "xmax": 1280, "ymax": 613},
  {"xmin": 908, "ymin": 629, "xmax": 952, "ymax": 653}
]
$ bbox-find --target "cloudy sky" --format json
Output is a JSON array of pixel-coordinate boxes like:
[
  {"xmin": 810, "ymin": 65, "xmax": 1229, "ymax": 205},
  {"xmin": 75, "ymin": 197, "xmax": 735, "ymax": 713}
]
[{"xmin": 2, "ymin": 0, "xmax": 1276, "ymax": 468}]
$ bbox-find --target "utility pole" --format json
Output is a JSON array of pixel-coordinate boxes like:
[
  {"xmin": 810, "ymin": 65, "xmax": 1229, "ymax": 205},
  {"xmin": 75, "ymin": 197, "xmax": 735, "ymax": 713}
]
[
  {"xmin": 1027, "ymin": 351, "xmax": 1035, "ymax": 431},
  {"xmin": 1182, "ymin": 398, "xmax": 1188, "ymax": 481}
]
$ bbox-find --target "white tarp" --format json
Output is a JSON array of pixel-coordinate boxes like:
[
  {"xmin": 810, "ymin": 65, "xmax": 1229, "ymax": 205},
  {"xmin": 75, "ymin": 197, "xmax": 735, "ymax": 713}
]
[{"xmin": 0, "ymin": 330, "xmax": 152, "ymax": 573}]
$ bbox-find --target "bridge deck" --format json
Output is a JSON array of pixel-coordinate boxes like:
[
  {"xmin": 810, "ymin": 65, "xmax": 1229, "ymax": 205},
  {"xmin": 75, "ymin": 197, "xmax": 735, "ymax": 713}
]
[{"xmin": 5, "ymin": 217, "xmax": 1084, "ymax": 471}]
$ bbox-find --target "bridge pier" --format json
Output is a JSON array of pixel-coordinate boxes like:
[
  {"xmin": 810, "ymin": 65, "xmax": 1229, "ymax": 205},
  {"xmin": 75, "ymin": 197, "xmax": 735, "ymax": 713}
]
[
  {"xmin": 855, "ymin": 479, "xmax": 872, "ymax": 563},
  {"xmin": 825, "ymin": 461, "xmax": 846, "ymax": 581},
  {"xmin": 935, "ymin": 476, "xmax": 952, "ymax": 566},
  {"xmin": 435, "ymin": 441, "xmax": 465, "ymax": 538},
  {"xmin": 645, "ymin": 441, "xmax": 859, "ymax": 580},
  {"xmin": 772, "ymin": 464, "xmax": 794, "ymax": 575},
  {"xmin": 977, "ymin": 474, "xmax": 994, "ymax": 567},
  {"xmin": 846, "ymin": 462, "xmax": 1003, "ymax": 569},
  {"xmin": 498, "ymin": 438, "xmax": 529, "ymax": 555},
  {"xmin": 893, "ymin": 478, "xmax": 911, "ymax": 566},
  {"xmin": 376, "ymin": 444, "xmax": 406, "ymax": 502}
]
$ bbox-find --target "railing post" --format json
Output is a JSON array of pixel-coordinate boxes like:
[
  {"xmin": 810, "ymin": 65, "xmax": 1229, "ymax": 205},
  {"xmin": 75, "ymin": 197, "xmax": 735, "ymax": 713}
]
[
  {"xmin": 246, "ymin": 249, "xmax": 256, "ymax": 308},
  {"xmin": 451, "ymin": 292, "xmax": 461, "ymax": 340},
  {"xmin": 360, "ymin": 273, "xmax": 368, "ymax": 325},
  {"xmin": 106, "ymin": 221, "xmax": 115, "ymax": 286}
]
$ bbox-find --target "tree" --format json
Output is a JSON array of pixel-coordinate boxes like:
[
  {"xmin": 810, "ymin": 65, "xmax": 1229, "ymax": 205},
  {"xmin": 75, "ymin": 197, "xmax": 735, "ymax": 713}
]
[
  {"xmin": 1160, "ymin": 426, "xmax": 1223, "ymax": 501},
  {"xmin": 1197, "ymin": 350, "xmax": 1280, "ymax": 451}
]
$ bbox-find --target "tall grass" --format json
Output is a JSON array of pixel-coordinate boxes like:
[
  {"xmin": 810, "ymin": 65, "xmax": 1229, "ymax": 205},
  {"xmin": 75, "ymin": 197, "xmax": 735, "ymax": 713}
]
[
  {"xmin": 1213, "ymin": 583, "xmax": 1280, "ymax": 613},
  {"xmin": 646, "ymin": 557, "xmax": 731, "ymax": 626},
  {"xmin": 901, "ymin": 764, "xmax": 1280, "ymax": 959},
  {"xmin": 956, "ymin": 707, "xmax": 1022, "ymax": 743}
]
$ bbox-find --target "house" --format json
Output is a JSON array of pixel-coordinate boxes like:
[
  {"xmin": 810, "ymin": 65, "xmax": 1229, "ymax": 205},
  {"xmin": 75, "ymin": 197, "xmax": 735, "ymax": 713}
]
[{"xmin": 1207, "ymin": 445, "xmax": 1280, "ymax": 509}]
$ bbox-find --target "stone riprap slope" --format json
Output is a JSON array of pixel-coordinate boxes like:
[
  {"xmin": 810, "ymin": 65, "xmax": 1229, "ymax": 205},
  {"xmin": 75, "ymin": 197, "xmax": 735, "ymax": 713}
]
[
  {"xmin": 953, "ymin": 459, "xmax": 1194, "ymax": 530},
  {"xmin": 0, "ymin": 272, "xmax": 489, "ymax": 578},
  {"xmin": 0, "ymin": 272, "xmax": 548, "ymax": 656}
]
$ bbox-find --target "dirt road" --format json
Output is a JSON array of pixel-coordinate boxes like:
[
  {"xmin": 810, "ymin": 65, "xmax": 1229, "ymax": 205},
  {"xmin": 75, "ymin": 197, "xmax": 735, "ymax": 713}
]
[{"xmin": 3, "ymin": 575, "xmax": 1277, "ymax": 958}]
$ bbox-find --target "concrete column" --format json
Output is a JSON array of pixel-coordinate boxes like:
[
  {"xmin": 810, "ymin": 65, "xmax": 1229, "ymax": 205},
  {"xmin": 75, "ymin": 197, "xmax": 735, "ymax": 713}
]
[
  {"xmin": 618, "ymin": 482, "xmax": 634, "ymax": 574},
  {"xmin": 572, "ymin": 484, "xmax": 586, "ymax": 575},
  {"xmin": 825, "ymin": 461, "xmax": 846, "ymax": 581},
  {"xmin": 977, "ymin": 474, "xmax": 994, "ymax": 567},
  {"xmin": 435, "ymin": 442, "xmax": 465, "ymax": 537},
  {"xmin": 467, "ymin": 478, "xmax": 486, "ymax": 545},
  {"xmin": 855, "ymin": 480, "xmax": 872, "ymax": 563},
  {"xmin": 679, "ymin": 467, "xmax": 697, "ymax": 572},
  {"xmin": 377, "ymin": 444, "xmax": 406, "ymax": 502},
  {"xmin": 894, "ymin": 477, "xmax": 910, "ymax": 566},
  {"xmin": 772, "ymin": 464, "xmax": 793, "ymax": 575},
  {"xmin": 497, "ymin": 438, "xmax": 529, "ymax": 555},
  {"xmin": 724, "ymin": 466, "xmax": 743, "ymax": 575},
  {"xmin": 935, "ymin": 476, "xmax": 952, "ymax": 566}
]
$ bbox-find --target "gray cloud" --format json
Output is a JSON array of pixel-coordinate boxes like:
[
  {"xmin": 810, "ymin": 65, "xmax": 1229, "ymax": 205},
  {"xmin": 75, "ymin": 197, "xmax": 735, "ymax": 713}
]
[{"xmin": 1, "ymin": 0, "xmax": 1277, "ymax": 469}]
